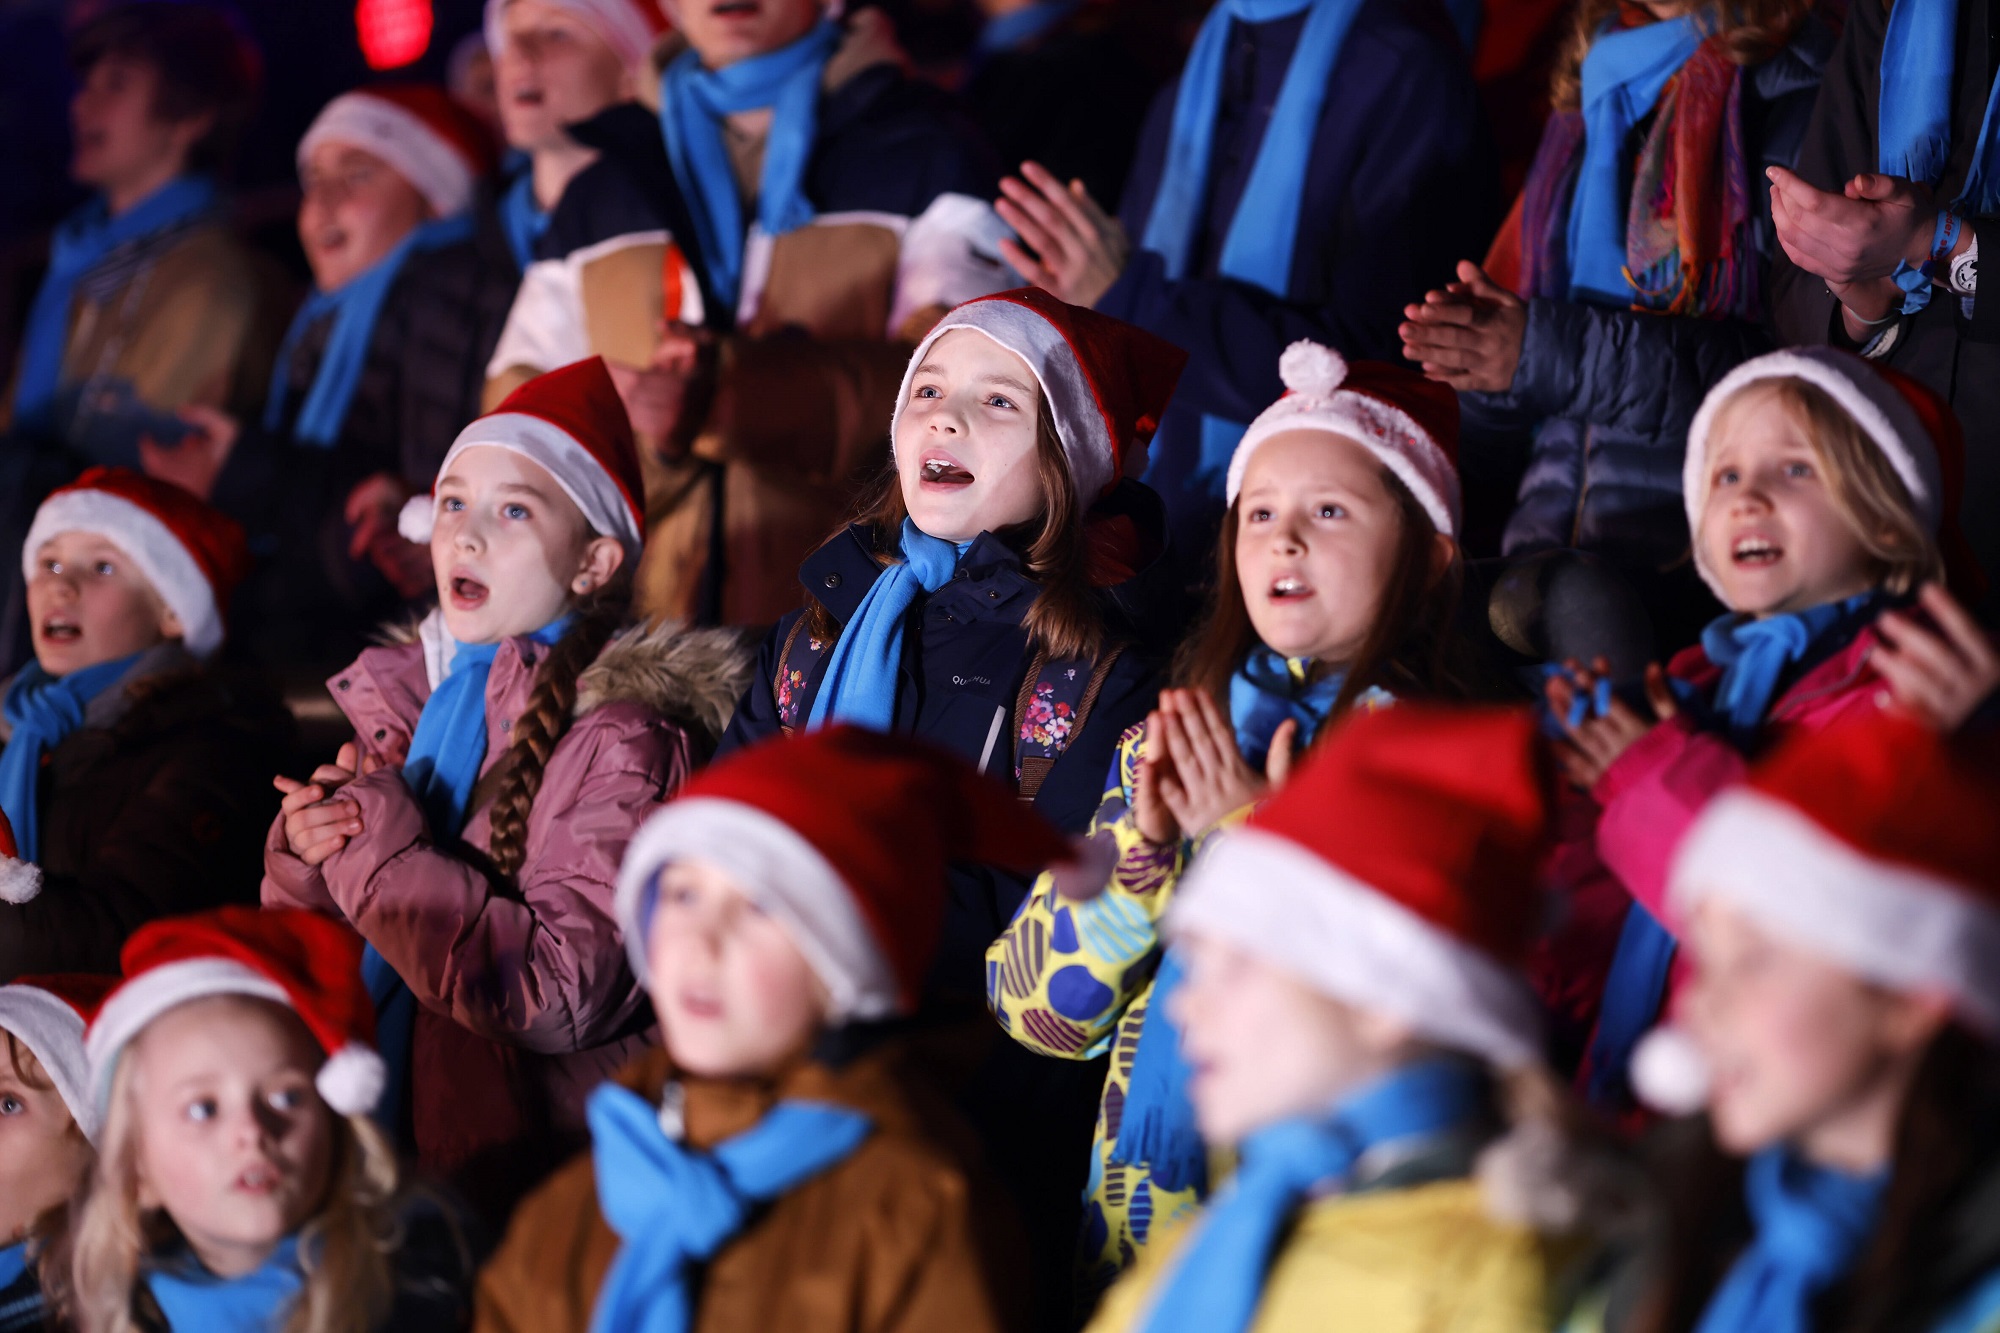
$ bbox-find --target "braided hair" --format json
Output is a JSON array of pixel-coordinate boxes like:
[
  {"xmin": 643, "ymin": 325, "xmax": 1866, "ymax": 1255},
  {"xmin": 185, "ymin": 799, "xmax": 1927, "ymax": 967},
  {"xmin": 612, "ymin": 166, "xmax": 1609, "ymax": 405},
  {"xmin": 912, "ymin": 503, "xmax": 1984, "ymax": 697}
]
[{"xmin": 484, "ymin": 583, "xmax": 630, "ymax": 880}]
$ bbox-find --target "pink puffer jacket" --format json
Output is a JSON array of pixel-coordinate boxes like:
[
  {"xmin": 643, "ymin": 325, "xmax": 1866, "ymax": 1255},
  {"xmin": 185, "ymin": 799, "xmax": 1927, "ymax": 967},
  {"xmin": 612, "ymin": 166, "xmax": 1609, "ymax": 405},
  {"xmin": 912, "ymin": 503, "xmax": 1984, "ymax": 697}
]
[{"xmin": 263, "ymin": 614, "xmax": 753, "ymax": 1214}]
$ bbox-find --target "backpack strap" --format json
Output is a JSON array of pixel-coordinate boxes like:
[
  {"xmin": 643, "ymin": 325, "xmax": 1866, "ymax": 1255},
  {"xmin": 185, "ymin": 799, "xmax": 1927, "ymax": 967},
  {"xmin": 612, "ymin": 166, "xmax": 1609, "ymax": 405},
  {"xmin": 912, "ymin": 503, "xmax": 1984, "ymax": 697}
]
[{"xmin": 1014, "ymin": 644, "xmax": 1125, "ymax": 803}]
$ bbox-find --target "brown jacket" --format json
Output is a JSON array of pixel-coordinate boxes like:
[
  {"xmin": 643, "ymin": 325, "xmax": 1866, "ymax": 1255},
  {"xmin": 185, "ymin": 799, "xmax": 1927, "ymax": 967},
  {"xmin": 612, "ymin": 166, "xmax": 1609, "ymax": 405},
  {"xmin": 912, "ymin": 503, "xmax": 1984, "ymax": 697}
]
[{"xmin": 475, "ymin": 1042, "xmax": 1030, "ymax": 1333}]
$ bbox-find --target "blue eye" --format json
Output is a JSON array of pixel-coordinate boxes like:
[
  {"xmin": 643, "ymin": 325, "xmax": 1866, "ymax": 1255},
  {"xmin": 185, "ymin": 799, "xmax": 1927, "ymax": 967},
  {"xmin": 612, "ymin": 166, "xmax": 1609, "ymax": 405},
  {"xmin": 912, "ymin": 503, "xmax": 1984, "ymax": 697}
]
[
  {"xmin": 1715, "ymin": 468, "xmax": 1738, "ymax": 487},
  {"xmin": 92, "ymin": 561, "xmax": 115, "ymax": 576},
  {"xmin": 503, "ymin": 503, "xmax": 530, "ymax": 521},
  {"xmin": 1316, "ymin": 504, "xmax": 1346, "ymax": 520},
  {"xmin": 441, "ymin": 497, "xmax": 465, "ymax": 512},
  {"xmin": 268, "ymin": 1087, "xmax": 307, "ymax": 1112},
  {"xmin": 0, "ymin": 1095, "xmax": 23, "ymax": 1116},
  {"xmin": 1784, "ymin": 461, "xmax": 1814, "ymax": 480},
  {"xmin": 186, "ymin": 1098, "xmax": 217, "ymax": 1123},
  {"xmin": 985, "ymin": 394, "xmax": 1016, "ymax": 410},
  {"xmin": 1245, "ymin": 508, "xmax": 1271, "ymax": 523},
  {"xmin": 914, "ymin": 385, "xmax": 940, "ymax": 399}
]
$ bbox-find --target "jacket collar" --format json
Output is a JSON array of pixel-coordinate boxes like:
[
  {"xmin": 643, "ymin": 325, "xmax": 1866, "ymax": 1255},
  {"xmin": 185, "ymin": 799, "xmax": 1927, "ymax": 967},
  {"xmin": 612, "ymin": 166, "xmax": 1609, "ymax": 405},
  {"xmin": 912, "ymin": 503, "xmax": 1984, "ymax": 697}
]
[
  {"xmin": 611, "ymin": 1039, "xmax": 922, "ymax": 1152},
  {"xmin": 800, "ymin": 524, "xmax": 1036, "ymax": 626}
]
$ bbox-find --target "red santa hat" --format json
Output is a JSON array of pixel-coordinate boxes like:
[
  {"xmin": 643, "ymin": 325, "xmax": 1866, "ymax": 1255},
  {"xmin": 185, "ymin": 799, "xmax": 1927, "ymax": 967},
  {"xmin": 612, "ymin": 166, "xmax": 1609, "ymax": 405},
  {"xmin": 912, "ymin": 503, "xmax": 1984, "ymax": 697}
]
[
  {"xmin": 483, "ymin": 0, "xmax": 668, "ymax": 75},
  {"xmin": 22, "ymin": 467, "xmax": 250, "ymax": 660},
  {"xmin": 891, "ymin": 288, "xmax": 1188, "ymax": 507},
  {"xmin": 1167, "ymin": 705, "xmax": 1553, "ymax": 1067},
  {"xmin": 615, "ymin": 727, "xmax": 1070, "ymax": 1021},
  {"xmin": 0, "ymin": 973, "xmax": 115, "ymax": 1144},
  {"xmin": 1225, "ymin": 342, "xmax": 1463, "ymax": 538},
  {"xmin": 297, "ymin": 84, "xmax": 496, "ymax": 219},
  {"xmin": 399, "ymin": 356, "xmax": 647, "ymax": 556},
  {"xmin": 85, "ymin": 907, "xmax": 387, "ymax": 1120},
  {"xmin": 1683, "ymin": 346, "xmax": 1973, "ymax": 599},
  {"xmin": 0, "ymin": 808, "xmax": 37, "ymax": 906}
]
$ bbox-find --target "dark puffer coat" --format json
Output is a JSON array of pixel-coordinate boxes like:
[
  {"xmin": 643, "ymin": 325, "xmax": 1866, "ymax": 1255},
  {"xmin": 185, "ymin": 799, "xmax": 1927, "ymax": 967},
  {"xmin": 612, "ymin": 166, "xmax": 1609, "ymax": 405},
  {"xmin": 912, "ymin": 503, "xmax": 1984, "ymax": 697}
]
[{"xmin": 0, "ymin": 644, "xmax": 295, "ymax": 981}]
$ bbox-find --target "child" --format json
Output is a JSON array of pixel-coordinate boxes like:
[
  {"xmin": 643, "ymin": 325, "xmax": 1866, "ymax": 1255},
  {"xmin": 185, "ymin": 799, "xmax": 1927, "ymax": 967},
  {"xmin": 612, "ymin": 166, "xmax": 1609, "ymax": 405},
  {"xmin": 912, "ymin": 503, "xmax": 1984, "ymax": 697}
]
[
  {"xmin": 2, "ymin": 466, "xmax": 290, "ymax": 982},
  {"xmin": 262, "ymin": 357, "xmax": 751, "ymax": 1218},
  {"xmin": 1087, "ymin": 705, "xmax": 1603, "ymax": 1333},
  {"xmin": 476, "ymin": 726, "xmax": 1054, "ymax": 1332},
  {"xmin": 987, "ymin": 339, "xmax": 1465, "ymax": 1292},
  {"xmin": 1547, "ymin": 347, "xmax": 1988, "ymax": 1107},
  {"xmin": 1399, "ymin": 0, "xmax": 1833, "ymax": 641},
  {"xmin": 0, "ymin": 967, "xmax": 113, "ymax": 1332},
  {"xmin": 66, "ymin": 905, "xmax": 470, "ymax": 1332},
  {"xmin": 1592, "ymin": 714, "xmax": 2000, "ymax": 1333}
]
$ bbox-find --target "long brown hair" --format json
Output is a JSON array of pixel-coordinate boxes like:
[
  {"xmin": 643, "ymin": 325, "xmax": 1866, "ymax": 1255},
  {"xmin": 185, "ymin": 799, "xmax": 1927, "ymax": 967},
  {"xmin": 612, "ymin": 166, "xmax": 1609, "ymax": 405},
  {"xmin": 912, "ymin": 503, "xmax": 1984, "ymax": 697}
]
[
  {"xmin": 1173, "ymin": 463, "xmax": 1465, "ymax": 723},
  {"xmin": 1634, "ymin": 1023, "xmax": 2000, "ymax": 1333},
  {"xmin": 485, "ymin": 579, "xmax": 632, "ymax": 880},
  {"xmin": 804, "ymin": 393, "xmax": 1109, "ymax": 662},
  {"xmin": 1548, "ymin": 0, "xmax": 1817, "ymax": 113}
]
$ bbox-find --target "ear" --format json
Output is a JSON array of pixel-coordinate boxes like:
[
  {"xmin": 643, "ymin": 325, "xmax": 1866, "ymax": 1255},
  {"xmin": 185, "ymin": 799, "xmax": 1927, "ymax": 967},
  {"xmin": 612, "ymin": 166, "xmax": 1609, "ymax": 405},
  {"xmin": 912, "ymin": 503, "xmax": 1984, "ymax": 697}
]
[
  {"xmin": 157, "ymin": 602, "xmax": 186, "ymax": 643},
  {"xmin": 1881, "ymin": 988, "xmax": 1954, "ymax": 1057},
  {"xmin": 571, "ymin": 536, "xmax": 625, "ymax": 597},
  {"xmin": 1350, "ymin": 1005, "xmax": 1420, "ymax": 1058},
  {"xmin": 1427, "ymin": 532, "xmax": 1459, "ymax": 588},
  {"xmin": 165, "ymin": 107, "xmax": 217, "ymax": 168}
]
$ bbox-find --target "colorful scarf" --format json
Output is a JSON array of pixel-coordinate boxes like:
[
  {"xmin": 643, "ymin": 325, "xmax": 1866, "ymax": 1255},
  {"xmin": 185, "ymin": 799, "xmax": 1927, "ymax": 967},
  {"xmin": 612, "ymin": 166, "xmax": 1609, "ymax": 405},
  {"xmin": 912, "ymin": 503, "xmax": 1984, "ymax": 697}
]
[
  {"xmin": 145, "ymin": 1237, "xmax": 303, "ymax": 1333},
  {"xmin": 1695, "ymin": 1148, "xmax": 1885, "ymax": 1333},
  {"xmin": 265, "ymin": 213, "xmax": 475, "ymax": 448},
  {"xmin": 1138, "ymin": 1058, "xmax": 1487, "ymax": 1333},
  {"xmin": 498, "ymin": 170, "xmax": 550, "ymax": 272},
  {"xmin": 806, "ymin": 520, "xmax": 966, "ymax": 733},
  {"xmin": 659, "ymin": 19, "xmax": 841, "ymax": 314},
  {"xmin": 1138, "ymin": 0, "xmax": 1368, "ymax": 491},
  {"xmin": 587, "ymin": 1082, "xmax": 873, "ymax": 1333},
  {"xmin": 1515, "ymin": 16, "xmax": 1758, "ymax": 322},
  {"xmin": 12, "ymin": 176, "xmax": 217, "ymax": 435},
  {"xmin": 0, "ymin": 654, "xmax": 142, "ymax": 862}
]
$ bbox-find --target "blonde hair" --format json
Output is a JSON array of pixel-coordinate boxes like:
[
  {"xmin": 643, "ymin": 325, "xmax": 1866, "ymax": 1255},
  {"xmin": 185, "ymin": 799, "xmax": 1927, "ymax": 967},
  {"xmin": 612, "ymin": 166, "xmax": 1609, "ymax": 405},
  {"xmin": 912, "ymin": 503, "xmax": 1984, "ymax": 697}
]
[
  {"xmin": 1703, "ymin": 378, "xmax": 1943, "ymax": 597},
  {"xmin": 2, "ymin": 1032, "xmax": 93, "ymax": 1301},
  {"xmin": 62, "ymin": 1005, "xmax": 404, "ymax": 1333}
]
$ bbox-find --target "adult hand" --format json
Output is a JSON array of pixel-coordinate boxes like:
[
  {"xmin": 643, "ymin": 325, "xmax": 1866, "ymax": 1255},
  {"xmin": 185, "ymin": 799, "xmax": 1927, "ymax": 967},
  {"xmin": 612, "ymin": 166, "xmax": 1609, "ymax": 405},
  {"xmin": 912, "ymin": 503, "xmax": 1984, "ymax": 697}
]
[
  {"xmin": 140, "ymin": 404, "xmax": 238, "ymax": 501},
  {"xmin": 1767, "ymin": 166, "xmax": 1936, "ymax": 286},
  {"xmin": 1152, "ymin": 688, "xmax": 1289, "ymax": 839},
  {"xmin": 995, "ymin": 161, "xmax": 1129, "ymax": 309},
  {"xmin": 1399, "ymin": 261, "xmax": 1527, "ymax": 393},
  {"xmin": 1872, "ymin": 583, "xmax": 2000, "ymax": 732},
  {"xmin": 1547, "ymin": 659, "xmax": 1678, "ymax": 790},
  {"xmin": 345, "ymin": 473, "xmax": 413, "ymax": 561},
  {"xmin": 271, "ymin": 742, "xmax": 386, "ymax": 866}
]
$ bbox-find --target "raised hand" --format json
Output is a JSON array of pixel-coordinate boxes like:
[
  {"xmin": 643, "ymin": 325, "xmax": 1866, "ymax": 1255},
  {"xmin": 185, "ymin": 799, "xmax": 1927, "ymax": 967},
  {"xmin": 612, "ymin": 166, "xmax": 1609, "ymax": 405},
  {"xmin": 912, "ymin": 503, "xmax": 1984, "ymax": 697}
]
[
  {"xmin": 1872, "ymin": 583, "xmax": 2000, "ymax": 732},
  {"xmin": 995, "ymin": 161, "xmax": 1130, "ymax": 309},
  {"xmin": 1152, "ymin": 688, "xmax": 1292, "ymax": 839},
  {"xmin": 1399, "ymin": 261, "xmax": 1527, "ymax": 393},
  {"xmin": 1547, "ymin": 659, "xmax": 1678, "ymax": 790}
]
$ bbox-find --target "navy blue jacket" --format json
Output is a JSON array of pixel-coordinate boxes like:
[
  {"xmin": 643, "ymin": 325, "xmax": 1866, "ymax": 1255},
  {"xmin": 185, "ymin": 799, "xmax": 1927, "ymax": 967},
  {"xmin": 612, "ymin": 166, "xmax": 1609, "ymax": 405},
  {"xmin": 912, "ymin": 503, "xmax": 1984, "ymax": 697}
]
[
  {"xmin": 1098, "ymin": 0, "xmax": 1496, "ymax": 561},
  {"xmin": 1465, "ymin": 15, "xmax": 1834, "ymax": 570}
]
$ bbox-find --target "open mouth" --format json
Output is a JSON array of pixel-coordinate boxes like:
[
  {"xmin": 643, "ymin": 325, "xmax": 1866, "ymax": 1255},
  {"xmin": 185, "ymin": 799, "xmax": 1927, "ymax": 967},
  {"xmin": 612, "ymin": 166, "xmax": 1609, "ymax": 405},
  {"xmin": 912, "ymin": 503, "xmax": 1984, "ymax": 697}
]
[
  {"xmin": 711, "ymin": 0, "xmax": 761, "ymax": 16},
  {"xmin": 234, "ymin": 1163, "xmax": 282, "ymax": 1196},
  {"xmin": 449, "ymin": 572, "xmax": 490, "ymax": 612},
  {"xmin": 1268, "ymin": 576, "xmax": 1312, "ymax": 602},
  {"xmin": 1731, "ymin": 535, "xmax": 1781, "ymax": 567},
  {"xmin": 509, "ymin": 86, "xmax": 544, "ymax": 107},
  {"xmin": 676, "ymin": 988, "xmax": 724, "ymax": 1021},
  {"xmin": 920, "ymin": 455, "xmax": 975, "ymax": 488},
  {"xmin": 38, "ymin": 617, "xmax": 80, "ymax": 644}
]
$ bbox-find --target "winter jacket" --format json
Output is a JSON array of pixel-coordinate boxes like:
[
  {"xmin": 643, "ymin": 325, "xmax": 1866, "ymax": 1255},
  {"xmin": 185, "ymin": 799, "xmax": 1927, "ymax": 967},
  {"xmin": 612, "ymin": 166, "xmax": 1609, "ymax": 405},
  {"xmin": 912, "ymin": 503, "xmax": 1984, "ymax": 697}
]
[
  {"xmin": 987, "ymin": 692, "xmax": 1395, "ymax": 1294},
  {"xmin": 1085, "ymin": 1124, "xmax": 1592, "ymax": 1333},
  {"xmin": 1770, "ymin": 0, "xmax": 2000, "ymax": 618},
  {"xmin": 0, "ymin": 644, "xmax": 294, "ymax": 982},
  {"xmin": 1098, "ymin": 0, "xmax": 1495, "ymax": 563},
  {"xmin": 216, "ymin": 199, "xmax": 520, "ymax": 673},
  {"xmin": 487, "ymin": 50, "xmax": 1004, "ymax": 628},
  {"xmin": 1463, "ymin": 15, "xmax": 1833, "ymax": 570},
  {"xmin": 472, "ymin": 1040, "xmax": 1029, "ymax": 1333},
  {"xmin": 261, "ymin": 615, "xmax": 754, "ymax": 1217}
]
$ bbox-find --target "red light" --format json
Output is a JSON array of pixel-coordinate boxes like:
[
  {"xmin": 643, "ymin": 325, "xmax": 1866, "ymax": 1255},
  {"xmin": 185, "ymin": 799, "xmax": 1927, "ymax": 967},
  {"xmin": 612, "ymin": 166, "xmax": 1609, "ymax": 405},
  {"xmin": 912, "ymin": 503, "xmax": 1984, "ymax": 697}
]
[{"xmin": 356, "ymin": 0, "xmax": 433, "ymax": 70}]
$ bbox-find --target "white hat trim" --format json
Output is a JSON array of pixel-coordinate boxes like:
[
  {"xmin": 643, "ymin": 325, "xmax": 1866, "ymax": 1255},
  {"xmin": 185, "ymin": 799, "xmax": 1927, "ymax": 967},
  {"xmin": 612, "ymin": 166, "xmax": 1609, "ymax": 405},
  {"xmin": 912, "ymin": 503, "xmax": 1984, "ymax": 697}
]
[
  {"xmin": 1167, "ymin": 828, "xmax": 1544, "ymax": 1068},
  {"xmin": 0, "ymin": 985, "xmax": 99, "ymax": 1144},
  {"xmin": 485, "ymin": 0, "xmax": 659, "ymax": 73},
  {"xmin": 1682, "ymin": 347, "xmax": 1942, "ymax": 597},
  {"xmin": 1670, "ymin": 788, "xmax": 2000, "ymax": 1033},
  {"xmin": 86, "ymin": 959, "xmax": 290, "ymax": 1116},
  {"xmin": 616, "ymin": 797, "xmax": 900, "ymax": 1022},
  {"xmin": 298, "ymin": 92, "xmax": 475, "ymax": 219},
  {"xmin": 891, "ymin": 300, "xmax": 1118, "ymax": 504},
  {"xmin": 407, "ymin": 412, "xmax": 644, "ymax": 554},
  {"xmin": 24, "ymin": 490, "xmax": 223, "ymax": 658},
  {"xmin": 1225, "ymin": 343, "xmax": 1460, "ymax": 537}
]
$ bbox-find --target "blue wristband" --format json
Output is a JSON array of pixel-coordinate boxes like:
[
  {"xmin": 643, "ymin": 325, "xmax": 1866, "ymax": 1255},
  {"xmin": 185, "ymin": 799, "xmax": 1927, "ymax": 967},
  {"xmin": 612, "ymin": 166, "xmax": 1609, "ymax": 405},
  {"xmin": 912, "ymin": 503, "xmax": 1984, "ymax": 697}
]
[{"xmin": 1933, "ymin": 210, "xmax": 1964, "ymax": 264}]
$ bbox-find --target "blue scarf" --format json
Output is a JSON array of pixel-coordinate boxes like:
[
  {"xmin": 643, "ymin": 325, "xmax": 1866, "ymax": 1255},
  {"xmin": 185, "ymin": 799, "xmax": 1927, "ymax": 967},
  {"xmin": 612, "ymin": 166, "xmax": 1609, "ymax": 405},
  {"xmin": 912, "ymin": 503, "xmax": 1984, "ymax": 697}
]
[
  {"xmin": 1139, "ymin": 1058, "xmax": 1487, "ymax": 1333},
  {"xmin": 1565, "ymin": 15, "xmax": 1706, "ymax": 307},
  {"xmin": 498, "ymin": 170, "xmax": 550, "ymax": 272},
  {"xmin": 1115, "ymin": 649, "xmax": 1367, "ymax": 1190},
  {"xmin": 586, "ymin": 1082, "xmax": 873, "ymax": 1333},
  {"xmin": 1879, "ymin": 0, "xmax": 2000, "ymax": 314},
  {"xmin": 145, "ymin": 1237, "xmax": 303, "ymax": 1333},
  {"xmin": 0, "ymin": 1241, "xmax": 27, "ymax": 1294},
  {"xmin": 1138, "ymin": 0, "xmax": 1368, "ymax": 492},
  {"xmin": 660, "ymin": 19, "xmax": 842, "ymax": 314},
  {"xmin": 976, "ymin": 0, "xmax": 1081, "ymax": 55},
  {"xmin": 1583, "ymin": 591, "xmax": 1873, "ymax": 1108},
  {"xmin": 12, "ymin": 176, "xmax": 217, "ymax": 435},
  {"xmin": 0, "ymin": 654, "xmax": 142, "ymax": 862},
  {"xmin": 264, "ymin": 213, "xmax": 475, "ymax": 447},
  {"xmin": 1695, "ymin": 1148, "xmax": 1886, "ymax": 1333},
  {"xmin": 367, "ymin": 616, "xmax": 573, "ymax": 1137},
  {"xmin": 806, "ymin": 520, "xmax": 966, "ymax": 732}
]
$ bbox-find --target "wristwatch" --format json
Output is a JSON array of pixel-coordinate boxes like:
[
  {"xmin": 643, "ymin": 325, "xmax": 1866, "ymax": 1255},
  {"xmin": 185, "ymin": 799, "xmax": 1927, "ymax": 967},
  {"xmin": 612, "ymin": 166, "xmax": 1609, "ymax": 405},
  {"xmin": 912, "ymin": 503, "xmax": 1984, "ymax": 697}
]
[{"xmin": 1951, "ymin": 232, "xmax": 1979, "ymax": 297}]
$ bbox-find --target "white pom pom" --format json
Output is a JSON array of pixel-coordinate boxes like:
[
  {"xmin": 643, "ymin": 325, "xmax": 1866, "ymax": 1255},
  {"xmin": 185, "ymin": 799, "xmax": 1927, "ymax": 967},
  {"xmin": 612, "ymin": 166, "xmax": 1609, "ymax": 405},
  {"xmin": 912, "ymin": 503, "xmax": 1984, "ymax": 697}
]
[
  {"xmin": 1630, "ymin": 1025, "xmax": 1712, "ymax": 1116},
  {"xmin": 316, "ymin": 1044, "xmax": 387, "ymax": 1115},
  {"xmin": 1278, "ymin": 340, "xmax": 1348, "ymax": 398},
  {"xmin": 396, "ymin": 494, "xmax": 436, "ymax": 544},
  {"xmin": 0, "ymin": 856, "xmax": 41, "ymax": 905}
]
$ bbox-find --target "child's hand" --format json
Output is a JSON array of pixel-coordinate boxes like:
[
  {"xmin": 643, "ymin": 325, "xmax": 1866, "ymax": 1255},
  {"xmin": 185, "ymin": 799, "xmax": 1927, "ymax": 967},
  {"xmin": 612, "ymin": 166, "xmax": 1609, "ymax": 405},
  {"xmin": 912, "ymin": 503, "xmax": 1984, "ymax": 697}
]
[
  {"xmin": 996, "ymin": 161, "xmax": 1129, "ymax": 309},
  {"xmin": 1050, "ymin": 832, "xmax": 1119, "ymax": 902},
  {"xmin": 1872, "ymin": 583, "xmax": 2000, "ymax": 732},
  {"xmin": 1398, "ymin": 261, "xmax": 1527, "ymax": 393},
  {"xmin": 1153, "ymin": 689, "xmax": 1293, "ymax": 839},
  {"xmin": 271, "ymin": 743, "xmax": 386, "ymax": 866},
  {"xmin": 1547, "ymin": 659, "xmax": 1678, "ymax": 790},
  {"xmin": 1132, "ymin": 706, "xmax": 1184, "ymax": 847}
]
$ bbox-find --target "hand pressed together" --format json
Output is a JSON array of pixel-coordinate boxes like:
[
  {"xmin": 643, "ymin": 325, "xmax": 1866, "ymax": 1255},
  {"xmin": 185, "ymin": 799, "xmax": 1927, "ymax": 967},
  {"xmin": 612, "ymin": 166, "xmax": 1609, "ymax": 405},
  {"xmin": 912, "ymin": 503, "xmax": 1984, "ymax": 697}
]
[
  {"xmin": 272, "ymin": 741, "xmax": 389, "ymax": 866},
  {"xmin": 1134, "ymin": 688, "xmax": 1296, "ymax": 846},
  {"xmin": 1546, "ymin": 658, "xmax": 1680, "ymax": 791},
  {"xmin": 1399, "ymin": 261, "xmax": 1527, "ymax": 393}
]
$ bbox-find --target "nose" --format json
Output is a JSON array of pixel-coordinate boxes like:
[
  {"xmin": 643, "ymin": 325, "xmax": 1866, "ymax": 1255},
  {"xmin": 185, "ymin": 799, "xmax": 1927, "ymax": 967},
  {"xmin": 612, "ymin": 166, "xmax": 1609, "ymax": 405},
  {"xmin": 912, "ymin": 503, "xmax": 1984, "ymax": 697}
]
[{"xmin": 452, "ymin": 510, "xmax": 486, "ymax": 553}]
